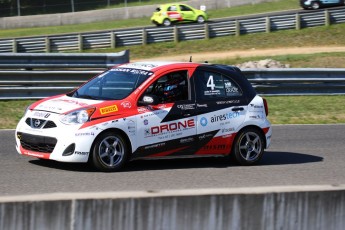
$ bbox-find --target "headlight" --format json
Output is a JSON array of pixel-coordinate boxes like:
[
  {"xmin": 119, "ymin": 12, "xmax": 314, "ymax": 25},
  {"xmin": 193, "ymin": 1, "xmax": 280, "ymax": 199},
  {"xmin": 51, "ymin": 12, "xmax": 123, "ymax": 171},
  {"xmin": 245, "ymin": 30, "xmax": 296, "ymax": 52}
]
[
  {"xmin": 23, "ymin": 104, "xmax": 33, "ymax": 117},
  {"xmin": 60, "ymin": 108, "xmax": 95, "ymax": 125}
]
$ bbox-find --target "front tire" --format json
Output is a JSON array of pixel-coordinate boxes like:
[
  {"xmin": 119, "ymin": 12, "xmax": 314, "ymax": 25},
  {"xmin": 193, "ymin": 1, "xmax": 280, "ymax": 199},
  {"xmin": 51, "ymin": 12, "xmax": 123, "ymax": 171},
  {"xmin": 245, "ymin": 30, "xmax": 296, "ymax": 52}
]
[
  {"xmin": 91, "ymin": 131, "xmax": 129, "ymax": 172},
  {"xmin": 231, "ymin": 128, "xmax": 265, "ymax": 165},
  {"xmin": 197, "ymin": 15, "xmax": 205, "ymax": 24}
]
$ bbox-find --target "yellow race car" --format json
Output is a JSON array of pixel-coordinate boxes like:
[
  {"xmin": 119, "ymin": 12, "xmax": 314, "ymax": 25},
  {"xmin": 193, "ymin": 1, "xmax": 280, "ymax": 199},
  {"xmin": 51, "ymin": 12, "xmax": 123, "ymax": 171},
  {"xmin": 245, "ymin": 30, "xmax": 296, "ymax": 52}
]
[{"xmin": 151, "ymin": 3, "xmax": 208, "ymax": 26}]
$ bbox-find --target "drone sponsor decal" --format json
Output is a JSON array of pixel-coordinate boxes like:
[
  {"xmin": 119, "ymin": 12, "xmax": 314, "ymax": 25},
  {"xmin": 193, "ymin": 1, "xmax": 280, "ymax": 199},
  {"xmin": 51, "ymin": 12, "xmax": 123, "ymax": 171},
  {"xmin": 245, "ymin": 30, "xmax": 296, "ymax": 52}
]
[
  {"xmin": 145, "ymin": 119, "xmax": 195, "ymax": 139},
  {"xmin": 100, "ymin": 105, "xmax": 118, "ymax": 115}
]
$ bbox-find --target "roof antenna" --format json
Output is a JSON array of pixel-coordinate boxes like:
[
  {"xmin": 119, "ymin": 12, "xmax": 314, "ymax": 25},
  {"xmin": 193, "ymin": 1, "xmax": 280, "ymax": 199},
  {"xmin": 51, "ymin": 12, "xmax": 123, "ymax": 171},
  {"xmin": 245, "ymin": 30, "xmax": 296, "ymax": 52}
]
[{"xmin": 189, "ymin": 56, "xmax": 192, "ymax": 62}]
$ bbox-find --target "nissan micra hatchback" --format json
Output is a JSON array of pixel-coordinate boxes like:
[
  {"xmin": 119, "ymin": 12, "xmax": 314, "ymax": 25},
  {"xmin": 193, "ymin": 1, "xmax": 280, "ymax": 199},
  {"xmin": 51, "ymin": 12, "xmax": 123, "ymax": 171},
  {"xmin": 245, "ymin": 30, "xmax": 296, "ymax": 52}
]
[
  {"xmin": 15, "ymin": 62, "xmax": 272, "ymax": 172},
  {"xmin": 151, "ymin": 3, "xmax": 208, "ymax": 26}
]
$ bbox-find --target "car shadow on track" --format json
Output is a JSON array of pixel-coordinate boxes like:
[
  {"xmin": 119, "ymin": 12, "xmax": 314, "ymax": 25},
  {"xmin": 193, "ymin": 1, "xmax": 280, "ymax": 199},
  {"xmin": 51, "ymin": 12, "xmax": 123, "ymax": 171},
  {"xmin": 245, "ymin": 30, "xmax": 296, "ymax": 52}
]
[
  {"xmin": 28, "ymin": 151, "xmax": 323, "ymax": 172},
  {"xmin": 260, "ymin": 151, "xmax": 323, "ymax": 166}
]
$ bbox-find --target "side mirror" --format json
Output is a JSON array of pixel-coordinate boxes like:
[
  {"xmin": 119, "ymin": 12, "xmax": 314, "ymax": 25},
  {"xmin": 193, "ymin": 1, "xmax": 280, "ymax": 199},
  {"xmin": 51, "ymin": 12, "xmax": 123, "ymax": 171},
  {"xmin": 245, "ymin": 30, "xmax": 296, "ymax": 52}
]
[{"xmin": 138, "ymin": 95, "xmax": 159, "ymax": 106}]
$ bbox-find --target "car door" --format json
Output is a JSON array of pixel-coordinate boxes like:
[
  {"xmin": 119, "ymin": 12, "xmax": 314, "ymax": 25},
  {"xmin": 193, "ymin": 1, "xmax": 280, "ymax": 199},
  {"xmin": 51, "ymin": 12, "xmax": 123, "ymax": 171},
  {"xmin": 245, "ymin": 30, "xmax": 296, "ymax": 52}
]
[
  {"xmin": 192, "ymin": 67, "xmax": 247, "ymax": 155},
  {"xmin": 166, "ymin": 5, "xmax": 181, "ymax": 22},
  {"xmin": 179, "ymin": 4, "xmax": 195, "ymax": 22},
  {"xmin": 133, "ymin": 70, "xmax": 197, "ymax": 158}
]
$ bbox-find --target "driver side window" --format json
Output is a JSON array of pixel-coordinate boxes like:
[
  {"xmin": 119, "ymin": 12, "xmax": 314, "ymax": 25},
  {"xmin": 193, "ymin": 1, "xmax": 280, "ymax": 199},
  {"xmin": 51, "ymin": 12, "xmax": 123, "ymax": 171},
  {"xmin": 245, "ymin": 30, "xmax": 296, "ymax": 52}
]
[{"xmin": 143, "ymin": 70, "xmax": 189, "ymax": 104}]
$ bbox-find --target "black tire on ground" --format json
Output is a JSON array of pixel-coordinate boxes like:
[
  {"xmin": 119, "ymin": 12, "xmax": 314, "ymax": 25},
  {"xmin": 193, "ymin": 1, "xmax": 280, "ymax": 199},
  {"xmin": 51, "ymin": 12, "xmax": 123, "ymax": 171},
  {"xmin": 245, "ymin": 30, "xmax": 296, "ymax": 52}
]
[
  {"xmin": 311, "ymin": 2, "xmax": 320, "ymax": 9},
  {"xmin": 197, "ymin": 15, "xmax": 205, "ymax": 23},
  {"xmin": 163, "ymin": 18, "xmax": 171, "ymax": 26},
  {"xmin": 231, "ymin": 128, "xmax": 265, "ymax": 166},
  {"xmin": 91, "ymin": 131, "xmax": 129, "ymax": 172}
]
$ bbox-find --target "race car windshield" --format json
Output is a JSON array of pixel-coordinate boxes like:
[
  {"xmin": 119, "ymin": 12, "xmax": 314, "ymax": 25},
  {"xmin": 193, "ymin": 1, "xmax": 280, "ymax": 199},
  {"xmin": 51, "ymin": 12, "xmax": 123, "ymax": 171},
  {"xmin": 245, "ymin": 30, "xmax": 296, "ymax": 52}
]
[{"xmin": 69, "ymin": 68, "xmax": 153, "ymax": 100}]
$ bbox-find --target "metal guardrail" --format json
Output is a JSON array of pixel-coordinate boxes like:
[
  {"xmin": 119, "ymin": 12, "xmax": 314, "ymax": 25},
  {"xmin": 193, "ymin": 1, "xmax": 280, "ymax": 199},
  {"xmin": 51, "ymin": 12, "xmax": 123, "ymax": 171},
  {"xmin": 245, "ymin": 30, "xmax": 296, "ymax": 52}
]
[
  {"xmin": 0, "ymin": 50, "xmax": 129, "ymax": 69},
  {"xmin": 0, "ymin": 8, "xmax": 345, "ymax": 53},
  {"xmin": 1, "ymin": 68, "xmax": 345, "ymax": 99}
]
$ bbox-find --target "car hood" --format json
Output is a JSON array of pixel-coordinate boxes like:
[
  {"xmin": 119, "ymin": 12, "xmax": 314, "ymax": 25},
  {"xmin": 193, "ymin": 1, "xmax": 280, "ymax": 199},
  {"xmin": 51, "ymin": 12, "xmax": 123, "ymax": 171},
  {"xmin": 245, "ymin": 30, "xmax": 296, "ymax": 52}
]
[{"xmin": 31, "ymin": 95, "xmax": 102, "ymax": 114}]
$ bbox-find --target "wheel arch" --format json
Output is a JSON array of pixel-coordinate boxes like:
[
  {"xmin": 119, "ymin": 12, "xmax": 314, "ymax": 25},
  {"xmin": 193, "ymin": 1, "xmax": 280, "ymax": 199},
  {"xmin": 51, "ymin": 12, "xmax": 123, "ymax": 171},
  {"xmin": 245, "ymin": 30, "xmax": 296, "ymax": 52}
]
[
  {"xmin": 88, "ymin": 128, "xmax": 132, "ymax": 162},
  {"xmin": 234, "ymin": 125, "xmax": 267, "ymax": 150}
]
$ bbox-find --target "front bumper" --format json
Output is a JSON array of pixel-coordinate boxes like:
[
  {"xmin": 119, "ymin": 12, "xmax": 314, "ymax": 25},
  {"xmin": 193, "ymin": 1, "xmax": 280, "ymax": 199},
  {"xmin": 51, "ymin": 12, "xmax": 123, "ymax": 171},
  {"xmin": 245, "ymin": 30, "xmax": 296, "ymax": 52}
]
[{"xmin": 15, "ymin": 111, "xmax": 102, "ymax": 163}]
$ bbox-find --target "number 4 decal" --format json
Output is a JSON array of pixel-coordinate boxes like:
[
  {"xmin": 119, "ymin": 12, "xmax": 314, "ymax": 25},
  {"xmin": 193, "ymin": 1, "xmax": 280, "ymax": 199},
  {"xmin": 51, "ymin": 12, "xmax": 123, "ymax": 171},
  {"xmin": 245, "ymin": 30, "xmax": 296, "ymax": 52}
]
[{"xmin": 207, "ymin": 75, "xmax": 215, "ymax": 90}]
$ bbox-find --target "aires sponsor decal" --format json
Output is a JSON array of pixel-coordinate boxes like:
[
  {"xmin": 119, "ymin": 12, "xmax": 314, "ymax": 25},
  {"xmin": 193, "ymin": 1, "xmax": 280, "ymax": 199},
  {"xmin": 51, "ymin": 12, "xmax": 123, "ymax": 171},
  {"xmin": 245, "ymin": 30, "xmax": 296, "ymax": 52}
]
[
  {"xmin": 100, "ymin": 105, "xmax": 118, "ymax": 115},
  {"xmin": 210, "ymin": 112, "xmax": 240, "ymax": 123}
]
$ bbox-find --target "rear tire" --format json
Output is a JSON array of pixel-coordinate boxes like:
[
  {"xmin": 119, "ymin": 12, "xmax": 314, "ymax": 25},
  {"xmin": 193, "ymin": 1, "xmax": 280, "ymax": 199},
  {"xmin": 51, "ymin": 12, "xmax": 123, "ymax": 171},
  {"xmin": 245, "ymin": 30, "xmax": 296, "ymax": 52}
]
[
  {"xmin": 231, "ymin": 128, "xmax": 265, "ymax": 165},
  {"xmin": 91, "ymin": 131, "xmax": 129, "ymax": 172},
  {"xmin": 163, "ymin": 18, "xmax": 171, "ymax": 26},
  {"xmin": 311, "ymin": 2, "xmax": 320, "ymax": 9}
]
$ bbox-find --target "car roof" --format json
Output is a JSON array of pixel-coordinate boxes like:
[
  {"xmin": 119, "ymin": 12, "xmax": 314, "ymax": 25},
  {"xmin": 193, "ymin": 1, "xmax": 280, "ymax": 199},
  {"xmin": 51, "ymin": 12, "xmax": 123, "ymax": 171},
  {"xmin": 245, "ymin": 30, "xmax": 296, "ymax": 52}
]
[
  {"xmin": 118, "ymin": 61, "xmax": 200, "ymax": 71},
  {"xmin": 159, "ymin": 3, "xmax": 193, "ymax": 9}
]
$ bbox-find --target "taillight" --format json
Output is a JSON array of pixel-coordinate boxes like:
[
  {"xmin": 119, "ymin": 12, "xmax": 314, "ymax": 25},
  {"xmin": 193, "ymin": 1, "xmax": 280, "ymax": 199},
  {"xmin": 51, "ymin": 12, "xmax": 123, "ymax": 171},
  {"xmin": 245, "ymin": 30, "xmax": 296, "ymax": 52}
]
[{"xmin": 263, "ymin": 98, "xmax": 269, "ymax": 116}]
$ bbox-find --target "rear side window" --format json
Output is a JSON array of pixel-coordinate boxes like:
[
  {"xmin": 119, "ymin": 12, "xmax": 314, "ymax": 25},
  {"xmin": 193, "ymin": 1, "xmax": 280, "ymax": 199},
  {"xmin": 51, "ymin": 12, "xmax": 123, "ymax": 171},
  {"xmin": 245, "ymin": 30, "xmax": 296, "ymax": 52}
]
[
  {"xmin": 167, "ymin": 5, "xmax": 177, "ymax": 11},
  {"xmin": 195, "ymin": 70, "xmax": 242, "ymax": 100}
]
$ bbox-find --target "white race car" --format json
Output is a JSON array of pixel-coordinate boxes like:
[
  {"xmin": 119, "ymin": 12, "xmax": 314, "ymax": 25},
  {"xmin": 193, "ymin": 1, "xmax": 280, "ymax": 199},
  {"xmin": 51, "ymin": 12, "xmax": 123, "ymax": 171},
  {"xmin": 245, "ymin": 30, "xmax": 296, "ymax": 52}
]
[{"xmin": 15, "ymin": 62, "xmax": 272, "ymax": 172}]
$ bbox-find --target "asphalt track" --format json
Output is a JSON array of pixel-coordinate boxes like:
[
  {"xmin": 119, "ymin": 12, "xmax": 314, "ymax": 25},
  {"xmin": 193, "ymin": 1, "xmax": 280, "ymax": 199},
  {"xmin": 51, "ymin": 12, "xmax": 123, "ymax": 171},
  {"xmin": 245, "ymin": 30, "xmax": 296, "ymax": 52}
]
[{"xmin": 0, "ymin": 124, "xmax": 344, "ymax": 197}]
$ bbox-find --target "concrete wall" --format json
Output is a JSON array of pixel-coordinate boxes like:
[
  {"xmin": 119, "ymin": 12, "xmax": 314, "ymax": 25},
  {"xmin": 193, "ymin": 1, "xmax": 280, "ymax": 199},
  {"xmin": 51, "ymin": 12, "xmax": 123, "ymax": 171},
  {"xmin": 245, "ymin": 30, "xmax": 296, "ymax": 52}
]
[
  {"xmin": 1, "ymin": 185, "xmax": 344, "ymax": 230},
  {"xmin": 0, "ymin": 0, "xmax": 274, "ymax": 29}
]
